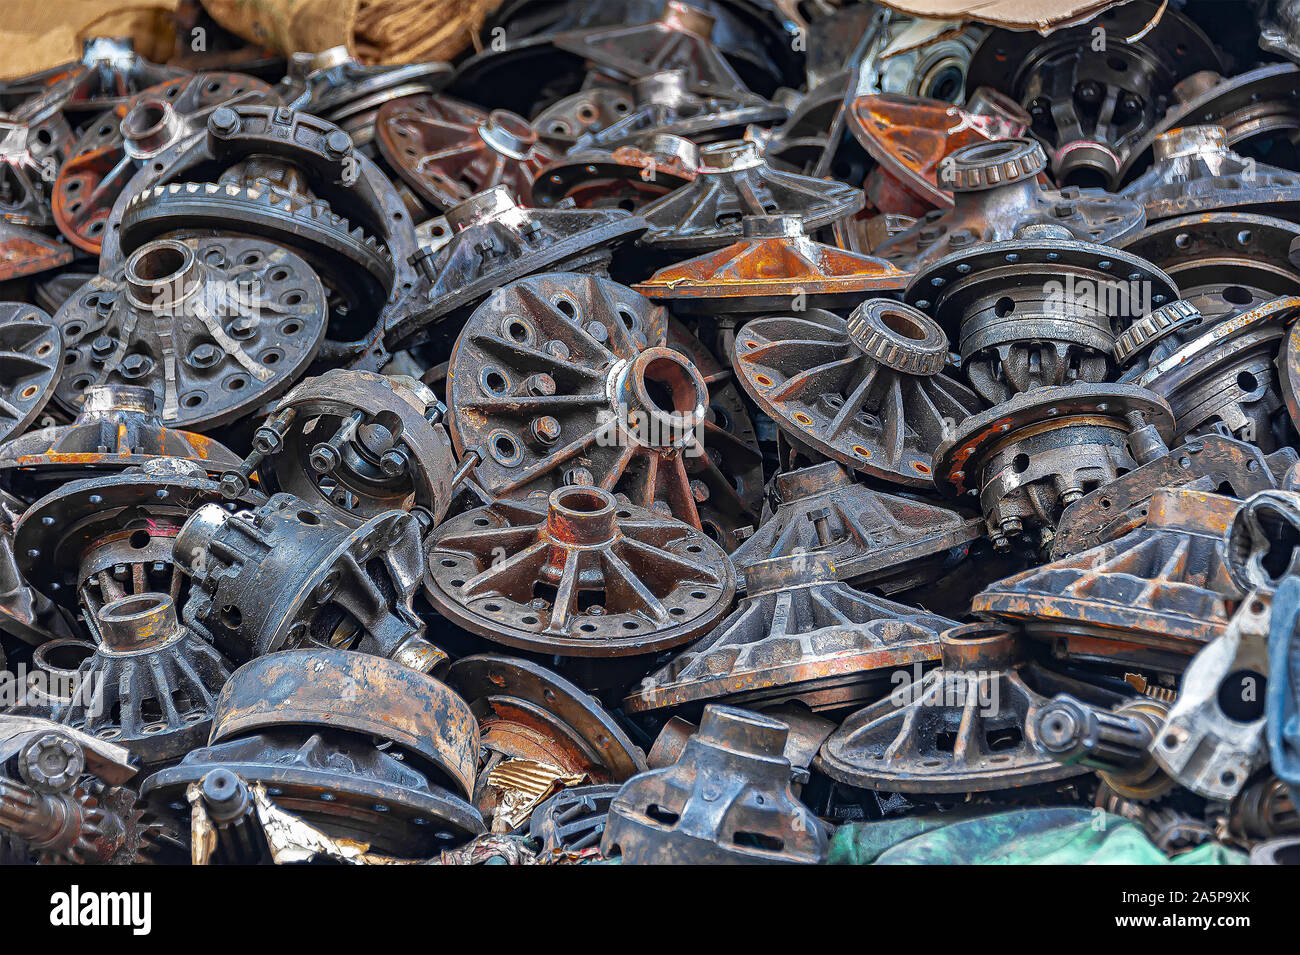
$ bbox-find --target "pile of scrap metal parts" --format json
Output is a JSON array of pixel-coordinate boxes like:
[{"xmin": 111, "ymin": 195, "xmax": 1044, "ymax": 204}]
[{"xmin": 7, "ymin": 0, "xmax": 1300, "ymax": 867}]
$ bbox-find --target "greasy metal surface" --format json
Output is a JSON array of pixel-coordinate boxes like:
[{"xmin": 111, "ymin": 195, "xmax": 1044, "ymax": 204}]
[
  {"xmin": 1032, "ymin": 694, "xmax": 1172, "ymax": 802},
  {"xmin": 817, "ymin": 624, "xmax": 1116, "ymax": 793},
  {"xmin": 633, "ymin": 214, "xmax": 909, "ymax": 313},
  {"xmin": 728, "ymin": 461, "xmax": 981, "ymax": 594},
  {"xmin": 391, "ymin": 186, "xmax": 646, "ymax": 346},
  {"xmin": 12, "ymin": 459, "xmax": 246, "ymax": 617},
  {"xmin": 965, "ymin": 1, "xmax": 1223, "ymax": 188},
  {"xmin": 846, "ymin": 88, "xmax": 1030, "ymax": 215},
  {"xmin": 0, "ymin": 500, "xmax": 74, "ymax": 646},
  {"xmin": 563, "ymin": 70, "xmax": 785, "ymax": 151},
  {"xmin": 424, "ymin": 486, "xmax": 735, "ymax": 657},
  {"xmin": 530, "ymin": 138, "xmax": 696, "ymax": 210},
  {"xmin": 1118, "ymin": 63, "xmax": 1300, "ymax": 185},
  {"xmin": 974, "ymin": 488, "xmax": 1243, "ymax": 672},
  {"xmin": 1120, "ymin": 125, "xmax": 1300, "ymax": 223},
  {"xmin": 52, "ymin": 72, "xmax": 274, "ymax": 254},
  {"xmin": 625, "ymin": 550, "xmax": 951, "ymax": 714},
  {"xmin": 0, "ymin": 220, "xmax": 75, "ymax": 282},
  {"xmin": 177, "ymin": 494, "xmax": 438, "ymax": 671},
  {"xmin": 250, "ymin": 370, "xmax": 456, "ymax": 527},
  {"xmin": 1224, "ymin": 489, "xmax": 1300, "ymax": 593},
  {"xmin": 933, "ymin": 382, "xmax": 1175, "ymax": 549},
  {"xmin": 0, "ymin": 384, "xmax": 239, "ymax": 501},
  {"xmin": 553, "ymin": 2, "xmax": 760, "ymax": 97},
  {"xmin": 526, "ymin": 783, "xmax": 620, "ymax": 855},
  {"xmin": 52, "ymin": 236, "xmax": 329, "ymax": 430},
  {"xmin": 1135, "ymin": 296, "xmax": 1300, "ymax": 452},
  {"xmin": 732, "ymin": 304, "xmax": 984, "ymax": 487},
  {"xmin": 637, "ymin": 139, "xmax": 864, "ymax": 251},
  {"xmin": 207, "ymin": 648, "xmax": 479, "ymax": 801},
  {"xmin": 0, "ymin": 303, "xmax": 61, "ymax": 445},
  {"xmin": 448, "ymin": 272, "xmax": 762, "ymax": 539},
  {"xmin": 1053, "ymin": 434, "xmax": 1291, "ymax": 558},
  {"xmin": 907, "ymin": 236, "xmax": 1177, "ymax": 405},
  {"xmin": 874, "ymin": 139, "xmax": 1147, "ymax": 274},
  {"xmin": 0, "ymin": 87, "xmax": 73, "ymax": 227},
  {"xmin": 602, "ymin": 704, "xmax": 828, "ymax": 864},
  {"xmin": 1118, "ymin": 213, "xmax": 1300, "ymax": 327},
  {"xmin": 1276, "ymin": 312, "xmax": 1300, "ymax": 435},
  {"xmin": 443, "ymin": 654, "xmax": 646, "ymax": 821},
  {"xmin": 375, "ymin": 93, "xmax": 557, "ymax": 210},
  {"xmin": 56, "ymin": 593, "xmax": 230, "ymax": 767}
]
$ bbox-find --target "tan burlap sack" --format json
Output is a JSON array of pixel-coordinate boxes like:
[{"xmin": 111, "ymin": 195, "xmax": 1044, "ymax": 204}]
[
  {"xmin": 200, "ymin": 0, "xmax": 503, "ymax": 65},
  {"xmin": 0, "ymin": 0, "xmax": 179, "ymax": 81}
]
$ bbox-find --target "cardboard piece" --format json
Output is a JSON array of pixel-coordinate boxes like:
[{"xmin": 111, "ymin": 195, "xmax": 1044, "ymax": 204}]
[{"xmin": 875, "ymin": 0, "xmax": 1134, "ymax": 32}]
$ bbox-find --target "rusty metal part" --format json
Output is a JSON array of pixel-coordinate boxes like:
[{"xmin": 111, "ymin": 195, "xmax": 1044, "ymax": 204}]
[
  {"xmin": 562, "ymin": 70, "xmax": 784, "ymax": 151},
  {"xmin": 907, "ymin": 234, "xmax": 1175, "ymax": 405},
  {"xmin": 375, "ymin": 94, "xmax": 557, "ymax": 211},
  {"xmin": 1135, "ymin": 296, "xmax": 1300, "ymax": 452},
  {"xmin": 625, "ymin": 550, "xmax": 951, "ymax": 714},
  {"xmin": 846, "ymin": 88, "xmax": 1030, "ymax": 218},
  {"xmin": 0, "ymin": 505, "xmax": 74, "ymax": 646},
  {"xmin": 424, "ymin": 486, "xmax": 734, "ymax": 657},
  {"xmin": 637, "ymin": 140, "xmax": 864, "ymax": 251},
  {"xmin": 529, "ymin": 83, "xmax": 638, "ymax": 147},
  {"xmin": 142, "ymin": 649, "xmax": 485, "ymax": 854},
  {"xmin": 45, "ymin": 38, "xmax": 187, "ymax": 116},
  {"xmin": 53, "ymin": 236, "xmax": 328, "ymax": 431},
  {"xmin": 1095, "ymin": 782, "xmax": 1214, "ymax": 854},
  {"xmin": 443, "ymin": 654, "xmax": 646, "ymax": 823},
  {"xmin": 525, "ymin": 783, "xmax": 620, "ymax": 855},
  {"xmin": 1230, "ymin": 775, "xmax": 1300, "ymax": 840},
  {"xmin": 874, "ymin": 139, "xmax": 1146, "ymax": 274},
  {"xmin": 448, "ymin": 272, "xmax": 762, "ymax": 539},
  {"xmin": 1053, "ymin": 433, "xmax": 1292, "ymax": 559},
  {"xmin": 965, "ymin": 1, "xmax": 1223, "ymax": 189},
  {"xmin": 1225, "ymin": 489, "xmax": 1300, "ymax": 594},
  {"xmin": 728, "ymin": 461, "xmax": 982, "ymax": 595},
  {"xmin": 1277, "ymin": 311, "xmax": 1300, "ymax": 436},
  {"xmin": 52, "ymin": 72, "xmax": 273, "ymax": 255},
  {"xmin": 1119, "ymin": 213, "xmax": 1300, "ymax": 328},
  {"xmin": 633, "ymin": 214, "xmax": 908, "ymax": 314},
  {"xmin": 817, "ymin": 623, "xmax": 1114, "ymax": 794},
  {"xmin": 1119, "ymin": 64, "xmax": 1300, "ymax": 185},
  {"xmin": 95, "ymin": 104, "xmax": 421, "ymax": 368},
  {"xmin": 54, "ymin": 593, "xmax": 230, "ymax": 766},
  {"xmin": 188, "ymin": 768, "xmax": 271, "ymax": 865},
  {"xmin": 0, "ymin": 384, "xmax": 239, "ymax": 502},
  {"xmin": 974, "ymin": 487, "xmax": 1242, "ymax": 673},
  {"xmin": 1113, "ymin": 300, "xmax": 1207, "ymax": 374},
  {"xmin": 1152, "ymin": 592, "xmax": 1271, "ymax": 800},
  {"xmin": 734, "ymin": 304, "xmax": 983, "ymax": 487},
  {"xmin": 531, "ymin": 136, "xmax": 697, "ymax": 210},
  {"xmin": 5, "ymin": 639, "xmax": 93, "ymax": 717},
  {"xmin": 175, "ymin": 494, "xmax": 440, "ymax": 672},
  {"xmin": 391, "ymin": 186, "xmax": 646, "ymax": 347},
  {"xmin": 1033, "ymin": 694, "xmax": 1173, "ymax": 801},
  {"xmin": 602, "ymin": 703, "xmax": 828, "ymax": 864},
  {"xmin": 234, "ymin": 370, "xmax": 456, "ymax": 528},
  {"xmin": 933, "ymin": 382, "xmax": 1175, "ymax": 550},
  {"xmin": 273, "ymin": 48, "xmax": 451, "ymax": 148},
  {"xmin": 0, "ymin": 90, "xmax": 73, "ymax": 227},
  {"xmin": 0, "ymin": 304, "xmax": 60, "ymax": 445},
  {"xmin": 764, "ymin": 71, "xmax": 853, "ymax": 177},
  {"xmin": 1121, "ymin": 125, "xmax": 1300, "ymax": 223},
  {"xmin": 12, "ymin": 459, "xmax": 254, "ymax": 628},
  {"xmin": 0, "ymin": 220, "xmax": 74, "ymax": 281},
  {"xmin": 553, "ymin": 2, "xmax": 760, "ymax": 98}
]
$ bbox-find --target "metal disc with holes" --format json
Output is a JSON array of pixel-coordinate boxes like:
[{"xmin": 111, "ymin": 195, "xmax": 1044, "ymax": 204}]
[
  {"xmin": 731, "ymin": 304, "xmax": 985, "ymax": 487},
  {"xmin": 424, "ymin": 486, "xmax": 735, "ymax": 657},
  {"xmin": 0, "ymin": 304, "xmax": 61, "ymax": 444},
  {"xmin": 52, "ymin": 236, "xmax": 328, "ymax": 431},
  {"xmin": 448, "ymin": 272, "xmax": 760, "ymax": 540},
  {"xmin": 52, "ymin": 72, "xmax": 275, "ymax": 255}
]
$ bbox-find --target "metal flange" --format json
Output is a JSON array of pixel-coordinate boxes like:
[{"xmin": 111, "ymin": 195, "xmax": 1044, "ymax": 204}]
[
  {"xmin": 530, "ymin": 136, "xmax": 697, "ymax": 210},
  {"xmin": 633, "ymin": 213, "xmax": 909, "ymax": 314},
  {"xmin": 625, "ymin": 550, "xmax": 952, "ymax": 714},
  {"xmin": 448, "ymin": 272, "xmax": 762, "ymax": 540},
  {"xmin": 933, "ymin": 382, "xmax": 1175, "ymax": 550},
  {"xmin": 727, "ymin": 461, "xmax": 982, "ymax": 594},
  {"xmin": 874, "ymin": 138, "xmax": 1146, "ymax": 274},
  {"xmin": 424, "ymin": 486, "xmax": 735, "ymax": 657},
  {"xmin": 0, "ymin": 303, "xmax": 61, "ymax": 445},
  {"xmin": 974, "ymin": 487, "xmax": 1243, "ymax": 673},
  {"xmin": 636, "ymin": 139, "xmax": 864, "ymax": 251},
  {"xmin": 52, "ymin": 236, "xmax": 329, "ymax": 431},
  {"xmin": 732, "ymin": 304, "xmax": 984, "ymax": 487}
]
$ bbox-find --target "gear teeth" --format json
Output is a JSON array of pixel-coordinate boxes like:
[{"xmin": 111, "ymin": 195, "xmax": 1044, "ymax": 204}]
[
  {"xmin": 951, "ymin": 139, "xmax": 1047, "ymax": 191},
  {"xmin": 1113, "ymin": 300, "xmax": 1202, "ymax": 366}
]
